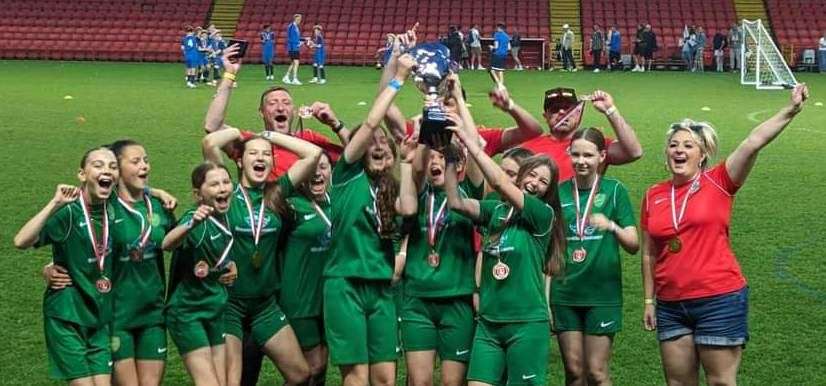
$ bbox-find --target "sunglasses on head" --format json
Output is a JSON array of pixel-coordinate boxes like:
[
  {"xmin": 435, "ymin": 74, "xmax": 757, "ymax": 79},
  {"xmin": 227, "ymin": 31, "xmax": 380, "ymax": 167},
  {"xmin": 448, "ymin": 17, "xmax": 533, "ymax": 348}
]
[{"xmin": 671, "ymin": 123, "xmax": 706, "ymax": 133}]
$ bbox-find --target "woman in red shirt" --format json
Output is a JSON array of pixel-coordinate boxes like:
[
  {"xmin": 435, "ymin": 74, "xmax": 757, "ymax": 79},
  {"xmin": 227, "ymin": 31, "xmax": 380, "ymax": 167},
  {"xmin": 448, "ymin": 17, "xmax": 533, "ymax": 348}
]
[{"xmin": 640, "ymin": 84, "xmax": 808, "ymax": 385}]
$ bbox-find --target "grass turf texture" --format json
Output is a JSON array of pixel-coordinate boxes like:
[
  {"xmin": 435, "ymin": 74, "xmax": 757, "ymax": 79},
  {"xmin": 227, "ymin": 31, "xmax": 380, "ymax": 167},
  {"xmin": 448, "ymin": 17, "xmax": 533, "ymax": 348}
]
[{"xmin": 0, "ymin": 60, "xmax": 824, "ymax": 385}]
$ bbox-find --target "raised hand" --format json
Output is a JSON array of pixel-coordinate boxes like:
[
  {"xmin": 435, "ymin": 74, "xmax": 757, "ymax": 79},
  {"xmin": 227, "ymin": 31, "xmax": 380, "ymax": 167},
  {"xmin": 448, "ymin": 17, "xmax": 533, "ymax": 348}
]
[
  {"xmin": 310, "ymin": 101, "xmax": 339, "ymax": 127},
  {"xmin": 590, "ymin": 90, "xmax": 615, "ymax": 114},
  {"xmin": 790, "ymin": 83, "xmax": 809, "ymax": 112},
  {"xmin": 396, "ymin": 53, "xmax": 417, "ymax": 78},
  {"xmin": 192, "ymin": 205, "xmax": 214, "ymax": 225},
  {"xmin": 489, "ymin": 87, "xmax": 513, "ymax": 112},
  {"xmin": 400, "ymin": 133, "xmax": 419, "ymax": 163},
  {"xmin": 52, "ymin": 184, "xmax": 79, "ymax": 207},
  {"xmin": 222, "ymin": 44, "xmax": 242, "ymax": 73}
]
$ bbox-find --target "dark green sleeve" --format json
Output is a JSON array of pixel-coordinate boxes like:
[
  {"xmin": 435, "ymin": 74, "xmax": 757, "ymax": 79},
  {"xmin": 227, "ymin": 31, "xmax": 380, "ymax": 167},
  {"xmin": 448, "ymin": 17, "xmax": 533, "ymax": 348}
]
[
  {"xmin": 35, "ymin": 205, "xmax": 72, "ymax": 248},
  {"xmin": 331, "ymin": 156, "xmax": 364, "ymax": 185},
  {"xmin": 277, "ymin": 174, "xmax": 296, "ymax": 199},
  {"xmin": 612, "ymin": 183, "xmax": 637, "ymax": 229},
  {"xmin": 460, "ymin": 179, "xmax": 485, "ymax": 200},
  {"xmin": 522, "ymin": 194, "xmax": 554, "ymax": 235},
  {"xmin": 477, "ymin": 199, "xmax": 499, "ymax": 227}
]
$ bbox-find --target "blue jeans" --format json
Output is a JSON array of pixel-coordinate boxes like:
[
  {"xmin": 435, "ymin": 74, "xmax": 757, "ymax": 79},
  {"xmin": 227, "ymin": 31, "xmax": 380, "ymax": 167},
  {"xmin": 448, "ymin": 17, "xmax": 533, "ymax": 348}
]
[
  {"xmin": 819, "ymin": 50, "xmax": 826, "ymax": 72},
  {"xmin": 656, "ymin": 287, "xmax": 749, "ymax": 346}
]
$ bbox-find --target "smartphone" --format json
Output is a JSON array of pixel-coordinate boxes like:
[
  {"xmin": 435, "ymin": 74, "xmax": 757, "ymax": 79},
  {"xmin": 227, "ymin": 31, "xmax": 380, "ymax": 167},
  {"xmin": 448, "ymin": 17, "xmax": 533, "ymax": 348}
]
[{"xmin": 227, "ymin": 39, "xmax": 248, "ymax": 62}]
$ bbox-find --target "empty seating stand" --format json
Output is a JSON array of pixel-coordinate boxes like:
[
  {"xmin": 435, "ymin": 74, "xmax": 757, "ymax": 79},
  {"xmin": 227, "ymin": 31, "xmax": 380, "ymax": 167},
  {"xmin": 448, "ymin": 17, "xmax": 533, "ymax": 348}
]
[
  {"xmin": 580, "ymin": 0, "xmax": 736, "ymax": 66},
  {"xmin": 0, "ymin": 0, "xmax": 210, "ymax": 61},
  {"xmin": 766, "ymin": 0, "xmax": 826, "ymax": 60},
  {"xmin": 234, "ymin": 0, "xmax": 550, "ymax": 66}
]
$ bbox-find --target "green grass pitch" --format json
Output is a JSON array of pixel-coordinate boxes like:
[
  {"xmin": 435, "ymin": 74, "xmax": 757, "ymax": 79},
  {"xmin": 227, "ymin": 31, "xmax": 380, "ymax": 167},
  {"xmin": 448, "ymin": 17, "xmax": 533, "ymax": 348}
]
[{"xmin": 0, "ymin": 60, "xmax": 824, "ymax": 385}]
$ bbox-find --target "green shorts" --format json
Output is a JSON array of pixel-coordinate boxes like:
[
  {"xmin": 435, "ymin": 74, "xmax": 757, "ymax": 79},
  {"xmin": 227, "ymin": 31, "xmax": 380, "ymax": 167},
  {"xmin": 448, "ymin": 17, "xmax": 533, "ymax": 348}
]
[
  {"xmin": 551, "ymin": 304, "xmax": 622, "ymax": 335},
  {"xmin": 224, "ymin": 294, "xmax": 289, "ymax": 347},
  {"xmin": 168, "ymin": 316, "xmax": 224, "ymax": 355},
  {"xmin": 44, "ymin": 316, "xmax": 112, "ymax": 381},
  {"xmin": 323, "ymin": 277, "xmax": 399, "ymax": 365},
  {"xmin": 466, "ymin": 319, "xmax": 550, "ymax": 385},
  {"xmin": 400, "ymin": 295, "xmax": 475, "ymax": 362},
  {"xmin": 291, "ymin": 316, "xmax": 325, "ymax": 349},
  {"xmin": 111, "ymin": 324, "xmax": 167, "ymax": 361}
]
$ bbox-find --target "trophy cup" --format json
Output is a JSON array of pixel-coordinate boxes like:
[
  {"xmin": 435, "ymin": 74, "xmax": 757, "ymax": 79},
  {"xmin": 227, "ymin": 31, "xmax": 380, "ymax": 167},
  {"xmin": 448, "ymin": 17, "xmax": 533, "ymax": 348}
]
[{"xmin": 409, "ymin": 42, "xmax": 454, "ymax": 149}]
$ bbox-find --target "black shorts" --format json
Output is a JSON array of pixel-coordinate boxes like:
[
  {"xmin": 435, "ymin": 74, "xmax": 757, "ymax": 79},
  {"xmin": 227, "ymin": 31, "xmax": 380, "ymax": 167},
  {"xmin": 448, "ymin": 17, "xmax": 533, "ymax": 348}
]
[
  {"xmin": 289, "ymin": 50, "xmax": 300, "ymax": 60},
  {"xmin": 643, "ymin": 50, "xmax": 654, "ymax": 60}
]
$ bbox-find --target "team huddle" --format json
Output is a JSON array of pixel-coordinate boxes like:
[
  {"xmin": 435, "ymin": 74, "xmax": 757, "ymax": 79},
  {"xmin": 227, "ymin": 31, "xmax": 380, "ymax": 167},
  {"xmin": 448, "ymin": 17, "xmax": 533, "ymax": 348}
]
[{"xmin": 15, "ymin": 27, "xmax": 810, "ymax": 386}]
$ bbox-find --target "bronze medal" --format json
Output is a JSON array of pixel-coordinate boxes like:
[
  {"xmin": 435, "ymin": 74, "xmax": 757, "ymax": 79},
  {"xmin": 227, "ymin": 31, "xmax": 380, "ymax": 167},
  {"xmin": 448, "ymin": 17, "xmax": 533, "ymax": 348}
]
[
  {"xmin": 572, "ymin": 248, "xmax": 587, "ymax": 263},
  {"xmin": 194, "ymin": 260, "xmax": 210, "ymax": 279},
  {"xmin": 427, "ymin": 252, "xmax": 440, "ymax": 268},
  {"xmin": 668, "ymin": 237, "xmax": 682, "ymax": 253},
  {"xmin": 492, "ymin": 260, "xmax": 510, "ymax": 280},
  {"xmin": 96, "ymin": 276, "xmax": 112, "ymax": 293},
  {"xmin": 252, "ymin": 251, "xmax": 263, "ymax": 269},
  {"xmin": 129, "ymin": 247, "xmax": 143, "ymax": 262}
]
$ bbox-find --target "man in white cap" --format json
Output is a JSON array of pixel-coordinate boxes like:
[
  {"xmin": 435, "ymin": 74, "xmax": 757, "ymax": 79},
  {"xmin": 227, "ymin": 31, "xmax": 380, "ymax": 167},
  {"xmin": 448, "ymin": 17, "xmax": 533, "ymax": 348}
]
[{"xmin": 561, "ymin": 24, "xmax": 576, "ymax": 71}]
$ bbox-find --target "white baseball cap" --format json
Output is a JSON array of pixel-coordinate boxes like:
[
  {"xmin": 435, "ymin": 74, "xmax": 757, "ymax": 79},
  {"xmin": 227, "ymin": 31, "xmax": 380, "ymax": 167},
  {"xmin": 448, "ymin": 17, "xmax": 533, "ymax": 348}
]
[{"xmin": 563, "ymin": 24, "xmax": 570, "ymax": 29}]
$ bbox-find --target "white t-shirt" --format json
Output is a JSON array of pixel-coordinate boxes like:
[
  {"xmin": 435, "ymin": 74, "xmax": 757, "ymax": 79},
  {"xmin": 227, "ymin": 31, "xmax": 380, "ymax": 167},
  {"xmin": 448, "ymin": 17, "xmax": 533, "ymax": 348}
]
[
  {"xmin": 469, "ymin": 28, "xmax": 481, "ymax": 48},
  {"xmin": 819, "ymin": 37, "xmax": 826, "ymax": 51}
]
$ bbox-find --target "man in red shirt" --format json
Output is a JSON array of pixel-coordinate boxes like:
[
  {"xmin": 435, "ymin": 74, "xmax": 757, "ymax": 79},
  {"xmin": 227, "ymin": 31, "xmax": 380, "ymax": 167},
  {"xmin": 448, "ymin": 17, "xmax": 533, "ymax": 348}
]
[
  {"xmin": 204, "ymin": 44, "xmax": 349, "ymax": 179},
  {"xmin": 479, "ymin": 87, "xmax": 643, "ymax": 181}
]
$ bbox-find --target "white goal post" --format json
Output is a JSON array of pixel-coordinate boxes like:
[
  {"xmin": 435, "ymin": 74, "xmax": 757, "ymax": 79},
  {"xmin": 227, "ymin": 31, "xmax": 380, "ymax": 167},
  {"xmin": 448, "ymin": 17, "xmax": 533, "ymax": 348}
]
[{"xmin": 740, "ymin": 19, "xmax": 797, "ymax": 90}]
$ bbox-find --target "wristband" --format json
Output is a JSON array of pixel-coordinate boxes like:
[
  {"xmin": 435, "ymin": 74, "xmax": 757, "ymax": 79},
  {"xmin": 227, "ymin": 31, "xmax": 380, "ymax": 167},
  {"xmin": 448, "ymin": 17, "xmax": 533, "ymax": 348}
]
[
  {"xmin": 605, "ymin": 105, "xmax": 618, "ymax": 117},
  {"xmin": 644, "ymin": 298, "xmax": 655, "ymax": 305},
  {"xmin": 507, "ymin": 98, "xmax": 515, "ymax": 111},
  {"xmin": 388, "ymin": 78, "xmax": 404, "ymax": 91},
  {"xmin": 223, "ymin": 72, "xmax": 237, "ymax": 82},
  {"xmin": 260, "ymin": 130, "xmax": 274, "ymax": 140},
  {"xmin": 609, "ymin": 221, "xmax": 618, "ymax": 233},
  {"xmin": 333, "ymin": 120, "xmax": 345, "ymax": 133}
]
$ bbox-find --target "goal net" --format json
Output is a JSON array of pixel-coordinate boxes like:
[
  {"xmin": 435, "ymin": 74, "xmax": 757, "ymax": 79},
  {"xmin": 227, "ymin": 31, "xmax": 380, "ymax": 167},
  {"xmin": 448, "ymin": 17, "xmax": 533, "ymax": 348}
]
[{"xmin": 741, "ymin": 19, "xmax": 797, "ymax": 90}]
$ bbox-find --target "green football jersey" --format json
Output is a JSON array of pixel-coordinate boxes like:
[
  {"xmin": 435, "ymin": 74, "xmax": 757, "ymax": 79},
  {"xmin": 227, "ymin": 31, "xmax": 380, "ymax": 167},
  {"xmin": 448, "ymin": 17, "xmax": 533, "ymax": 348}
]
[
  {"xmin": 279, "ymin": 194, "xmax": 331, "ymax": 318},
  {"xmin": 36, "ymin": 200, "xmax": 115, "ymax": 327},
  {"xmin": 226, "ymin": 177, "xmax": 292, "ymax": 298},
  {"xmin": 166, "ymin": 210, "xmax": 231, "ymax": 323},
  {"xmin": 477, "ymin": 195, "xmax": 554, "ymax": 323},
  {"xmin": 327, "ymin": 159, "xmax": 394, "ymax": 279},
  {"xmin": 404, "ymin": 180, "xmax": 483, "ymax": 298},
  {"xmin": 551, "ymin": 177, "xmax": 636, "ymax": 306},
  {"xmin": 111, "ymin": 195, "xmax": 174, "ymax": 330}
]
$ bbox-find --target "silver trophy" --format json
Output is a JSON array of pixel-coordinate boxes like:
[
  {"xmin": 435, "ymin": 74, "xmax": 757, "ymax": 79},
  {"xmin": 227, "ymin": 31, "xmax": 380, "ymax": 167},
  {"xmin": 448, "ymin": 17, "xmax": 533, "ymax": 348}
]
[{"xmin": 409, "ymin": 42, "xmax": 454, "ymax": 148}]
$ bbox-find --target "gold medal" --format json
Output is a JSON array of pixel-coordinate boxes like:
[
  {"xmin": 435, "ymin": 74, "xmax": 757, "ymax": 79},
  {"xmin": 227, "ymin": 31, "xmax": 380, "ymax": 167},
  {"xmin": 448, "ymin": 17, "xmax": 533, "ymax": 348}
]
[
  {"xmin": 667, "ymin": 237, "xmax": 682, "ymax": 253},
  {"xmin": 252, "ymin": 251, "xmax": 263, "ymax": 269},
  {"xmin": 492, "ymin": 260, "xmax": 510, "ymax": 280},
  {"xmin": 194, "ymin": 260, "xmax": 210, "ymax": 279},
  {"xmin": 572, "ymin": 248, "xmax": 587, "ymax": 263},
  {"xmin": 427, "ymin": 252, "xmax": 440, "ymax": 268}
]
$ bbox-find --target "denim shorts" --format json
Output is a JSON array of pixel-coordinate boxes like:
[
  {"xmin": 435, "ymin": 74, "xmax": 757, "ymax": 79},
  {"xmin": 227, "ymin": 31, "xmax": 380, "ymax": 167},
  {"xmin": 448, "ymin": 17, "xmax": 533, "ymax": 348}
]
[{"xmin": 656, "ymin": 287, "xmax": 749, "ymax": 346}]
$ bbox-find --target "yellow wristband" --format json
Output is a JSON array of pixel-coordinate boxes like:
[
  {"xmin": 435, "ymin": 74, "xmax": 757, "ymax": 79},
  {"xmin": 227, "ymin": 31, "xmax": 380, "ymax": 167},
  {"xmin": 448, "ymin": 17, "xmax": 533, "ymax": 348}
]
[
  {"xmin": 223, "ymin": 72, "xmax": 237, "ymax": 82},
  {"xmin": 644, "ymin": 298, "xmax": 655, "ymax": 305}
]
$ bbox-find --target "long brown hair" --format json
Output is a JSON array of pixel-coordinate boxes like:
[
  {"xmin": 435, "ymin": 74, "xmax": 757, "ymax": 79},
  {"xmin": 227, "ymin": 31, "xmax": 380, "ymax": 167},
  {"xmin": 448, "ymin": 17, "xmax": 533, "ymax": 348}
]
[
  {"xmin": 515, "ymin": 155, "xmax": 566, "ymax": 275},
  {"xmin": 364, "ymin": 127, "xmax": 399, "ymax": 239}
]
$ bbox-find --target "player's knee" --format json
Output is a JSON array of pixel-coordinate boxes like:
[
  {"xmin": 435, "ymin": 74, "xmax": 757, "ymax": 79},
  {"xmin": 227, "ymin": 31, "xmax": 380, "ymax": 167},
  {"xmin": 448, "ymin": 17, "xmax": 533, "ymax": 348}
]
[
  {"xmin": 705, "ymin": 374, "xmax": 736, "ymax": 386},
  {"xmin": 563, "ymin": 359, "xmax": 586, "ymax": 382},
  {"xmin": 586, "ymin": 365, "xmax": 610, "ymax": 385},
  {"xmin": 285, "ymin": 361, "xmax": 312, "ymax": 384},
  {"xmin": 440, "ymin": 370, "xmax": 465, "ymax": 386}
]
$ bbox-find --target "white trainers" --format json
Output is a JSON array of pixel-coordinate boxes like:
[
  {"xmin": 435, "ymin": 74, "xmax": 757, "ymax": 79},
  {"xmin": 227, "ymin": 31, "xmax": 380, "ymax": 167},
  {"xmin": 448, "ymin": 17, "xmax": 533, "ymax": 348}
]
[
  {"xmin": 282, "ymin": 76, "xmax": 291, "ymax": 84},
  {"xmin": 309, "ymin": 77, "xmax": 318, "ymax": 83},
  {"xmin": 186, "ymin": 82, "xmax": 196, "ymax": 88},
  {"xmin": 292, "ymin": 78, "xmax": 302, "ymax": 85},
  {"xmin": 478, "ymin": 66, "xmax": 486, "ymax": 70},
  {"xmin": 593, "ymin": 68, "xmax": 600, "ymax": 73},
  {"xmin": 319, "ymin": 79, "xmax": 327, "ymax": 84}
]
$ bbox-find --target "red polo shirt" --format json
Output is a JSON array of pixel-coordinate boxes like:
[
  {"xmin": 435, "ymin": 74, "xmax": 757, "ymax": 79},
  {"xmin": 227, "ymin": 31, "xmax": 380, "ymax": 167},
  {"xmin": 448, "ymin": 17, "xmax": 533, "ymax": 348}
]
[{"xmin": 229, "ymin": 129, "xmax": 342, "ymax": 180}]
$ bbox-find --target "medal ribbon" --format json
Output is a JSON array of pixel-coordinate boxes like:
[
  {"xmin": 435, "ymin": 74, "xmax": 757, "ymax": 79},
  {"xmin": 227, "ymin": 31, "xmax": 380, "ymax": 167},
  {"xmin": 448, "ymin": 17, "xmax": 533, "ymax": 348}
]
[
  {"xmin": 239, "ymin": 186, "xmax": 265, "ymax": 246},
  {"xmin": 312, "ymin": 193, "xmax": 332, "ymax": 230},
  {"xmin": 369, "ymin": 185, "xmax": 383, "ymax": 233},
  {"xmin": 208, "ymin": 215, "xmax": 234, "ymax": 268},
  {"xmin": 573, "ymin": 175, "xmax": 601, "ymax": 241},
  {"xmin": 490, "ymin": 206, "xmax": 515, "ymax": 257},
  {"xmin": 551, "ymin": 101, "xmax": 585, "ymax": 131},
  {"xmin": 117, "ymin": 194, "xmax": 154, "ymax": 251},
  {"xmin": 427, "ymin": 191, "xmax": 448, "ymax": 248},
  {"xmin": 670, "ymin": 174, "xmax": 701, "ymax": 233},
  {"xmin": 79, "ymin": 192, "xmax": 109, "ymax": 273}
]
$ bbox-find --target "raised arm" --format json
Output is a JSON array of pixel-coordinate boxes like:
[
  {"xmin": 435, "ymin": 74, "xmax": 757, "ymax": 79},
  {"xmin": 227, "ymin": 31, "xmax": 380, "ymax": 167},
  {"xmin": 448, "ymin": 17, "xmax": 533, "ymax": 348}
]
[
  {"xmin": 488, "ymin": 87, "xmax": 543, "ymax": 150},
  {"xmin": 261, "ymin": 130, "xmax": 322, "ymax": 185},
  {"xmin": 444, "ymin": 161, "xmax": 480, "ymax": 220},
  {"xmin": 204, "ymin": 44, "xmax": 242, "ymax": 133},
  {"xmin": 14, "ymin": 185, "xmax": 78, "ymax": 249},
  {"xmin": 309, "ymin": 102, "xmax": 351, "ymax": 146},
  {"xmin": 726, "ymin": 83, "xmax": 808, "ymax": 186},
  {"xmin": 381, "ymin": 32, "xmax": 415, "ymax": 142},
  {"xmin": 447, "ymin": 74, "xmax": 484, "ymax": 187},
  {"xmin": 591, "ymin": 90, "xmax": 644, "ymax": 165},
  {"xmin": 343, "ymin": 54, "xmax": 416, "ymax": 163},
  {"xmin": 202, "ymin": 127, "xmax": 243, "ymax": 164},
  {"xmin": 162, "ymin": 205, "xmax": 212, "ymax": 251},
  {"xmin": 397, "ymin": 135, "xmax": 420, "ymax": 217},
  {"xmin": 450, "ymin": 125, "xmax": 525, "ymax": 210}
]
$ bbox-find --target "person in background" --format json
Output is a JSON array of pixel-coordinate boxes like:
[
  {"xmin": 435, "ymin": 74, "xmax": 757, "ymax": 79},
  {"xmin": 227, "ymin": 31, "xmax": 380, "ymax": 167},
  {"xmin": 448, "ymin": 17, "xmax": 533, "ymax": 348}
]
[
  {"xmin": 695, "ymin": 26, "xmax": 706, "ymax": 73},
  {"xmin": 260, "ymin": 24, "xmax": 276, "ymax": 80},
  {"xmin": 607, "ymin": 25, "xmax": 621, "ymax": 71},
  {"xmin": 283, "ymin": 14, "xmax": 303, "ymax": 85},
  {"xmin": 468, "ymin": 24, "xmax": 484, "ymax": 70},
  {"xmin": 309, "ymin": 24, "xmax": 327, "ymax": 84},
  {"xmin": 182, "ymin": 25, "xmax": 200, "ymax": 88},
  {"xmin": 590, "ymin": 24, "xmax": 604, "ymax": 73},
  {"xmin": 561, "ymin": 24, "xmax": 576, "ymax": 71},
  {"xmin": 511, "ymin": 28, "xmax": 524, "ymax": 71},
  {"xmin": 818, "ymin": 31, "xmax": 826, "ymax": 73},
  {"xmin": 713, "ymin": 30, "xmax": 728, "ymax": 72},
  {"xmin": 728, "ymin": 24, "xmax": 742, "ymax": 72},
  {"xmin": 447, "ymin": 25, "xmax": 464, "ymax": 68},
  {"xmin": 632, "ymin": 24, "xmax": 644, "ymax": 72},
  {"xmin": 681, "ymin": 26, "xmax": 697, "ymax": 72},
  {"xmin": 642, "ymin": 24, "xmax": 657, "ymax": 71},
  {"xmin": 209, "ymin": 31, "xmax": 227, "ymax": 86},
  {"xmin": 489, "ymin": 23, "xmax": 511, "ymax": 86}
]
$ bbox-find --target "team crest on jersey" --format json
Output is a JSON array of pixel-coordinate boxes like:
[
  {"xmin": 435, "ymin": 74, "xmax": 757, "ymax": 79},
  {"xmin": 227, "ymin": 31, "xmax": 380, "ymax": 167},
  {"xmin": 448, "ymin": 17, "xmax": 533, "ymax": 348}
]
[
  {"xmin": 151, "ymin": 214, "xmax": 162, "ymax": 227},
  {"xmin": 569, "ymin": 223, "xmax": 596, "ymax": 236},
  {"xmin": 241, "ymin": 214, "xmax": 274, "ymax": 230},
  {"xmin": 594, "ymin": 193, "xmax": 607, "ymax": 208},
  {"xmin": 110, "ymin": 336, "xmax": 121, "ymax": 352}
]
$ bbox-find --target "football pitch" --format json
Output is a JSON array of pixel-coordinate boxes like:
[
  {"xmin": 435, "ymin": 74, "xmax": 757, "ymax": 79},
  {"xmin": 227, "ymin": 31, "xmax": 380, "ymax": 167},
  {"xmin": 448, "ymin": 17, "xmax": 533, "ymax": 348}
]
[{"xmin": 0, "ymin": 60, "xmax": 824, "ymax": 385}]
